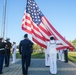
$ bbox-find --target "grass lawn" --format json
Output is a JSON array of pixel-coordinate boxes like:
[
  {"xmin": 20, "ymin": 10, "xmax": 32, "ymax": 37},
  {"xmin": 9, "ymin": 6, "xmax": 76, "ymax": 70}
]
[
  {"xmin": 14, "ymin": 52, "xmax": 45, "ymax": 59},
  {"xmin": 68, "ymin": 52, "xmax": 76, "ymax": 62},
  {"xmin": 31, "ymin": 52, "xmax": 76, "ymax": 62},
  {"xmin": 12, "ymin": 52, "xmax": 76, "ymax": 63},
  {"xmin": 31, "ymin": 52, "xmax": 45, "ymax": 58}
]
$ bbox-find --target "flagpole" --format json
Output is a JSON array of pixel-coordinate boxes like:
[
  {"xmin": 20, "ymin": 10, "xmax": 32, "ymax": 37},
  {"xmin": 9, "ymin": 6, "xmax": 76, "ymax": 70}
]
[{"xmin": 1, "ymin": 0, "xmax": 7, "ymax": 39}]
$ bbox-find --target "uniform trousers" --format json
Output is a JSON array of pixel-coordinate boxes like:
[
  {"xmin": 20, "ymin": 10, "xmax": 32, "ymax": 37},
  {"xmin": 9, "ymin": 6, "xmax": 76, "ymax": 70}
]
[
  {"xmin": 64, "ymin": 50, "xmax": 68, "ymax": 62},
  {"xmin": 21, "ymin": 54, "xmax": 31, "ymax": 75},
  {"xmin": 45, "ymin": 50, "xmax": 50, "ymax": 66},
  {"xmin": 28, "ymin": 54, "xmax": 31, "ymax": 66},
  {"xmin": 58, "ymin": 51, "xmax": 61, "ymax": 60},
  {"xmin": 49, "ymin": 53, "xmax": 57, "ymax": 74},
  {"xmin": 5, "ymin": 50, "xmax": 10, "ymax": 66},
  {"xmin": 58, "ymin": 50, "xmax": 64, "ymax": 61},
  {"xmin": 12, "ymin": 51, "xmax": 16, "ymax": 63},
  {"xmin": 0, "ymin": 54, "xmax": 5, "ymax": 73}
]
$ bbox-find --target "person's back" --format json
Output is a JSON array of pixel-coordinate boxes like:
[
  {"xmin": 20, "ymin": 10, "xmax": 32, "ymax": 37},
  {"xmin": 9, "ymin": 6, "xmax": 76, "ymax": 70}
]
[
  {"xmin": 20, "ymin": 39, "xmax": 32, "ymax": 56},
  {"xmin": 49, "ymin": 40, "xmax": 57, "ymax": 54},
  {"xmin": 5, "ymin": 41, "xmax": 11, "ymax": 53}
]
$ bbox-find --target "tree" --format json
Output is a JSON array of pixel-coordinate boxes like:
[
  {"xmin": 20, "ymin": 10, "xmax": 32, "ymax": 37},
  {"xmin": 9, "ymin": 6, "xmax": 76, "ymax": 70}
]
[
  {"xmin": 70, "ymin": 39, "xmax": 76, "ymax": 51},
  {"xmin": 39, "ymin": 46, "xmax": 44, "ymax": 53},
  {"xmin": 33, "ymin": 44, "xmax": 40, "ymax": 51},
  {"xmin": 33, "ymin": 44, "xmax": 44, "ymax": 52},
  {"xmin": 71, "ymin": 39, "xmax": 76, "ymax": 47}
]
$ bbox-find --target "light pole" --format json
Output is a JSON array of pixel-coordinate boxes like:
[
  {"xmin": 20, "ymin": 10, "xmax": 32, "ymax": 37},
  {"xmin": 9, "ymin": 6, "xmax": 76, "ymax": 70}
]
[{"xmin": 1, "ymin": 0, "xmax": 7, "ymax": 39}]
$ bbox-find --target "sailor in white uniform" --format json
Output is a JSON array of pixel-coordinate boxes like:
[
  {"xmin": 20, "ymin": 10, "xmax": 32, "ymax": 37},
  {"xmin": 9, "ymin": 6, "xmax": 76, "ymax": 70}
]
[
  {"xmin": 58, "ymin": 50, "xmax": 64, "ymax": 61},
  {"xmin": 61, "ymin": 50, "xmax": 64, "ymax": 61},
  {"xmin": 12, "ymin": 42, "xmax": 17, "ymax": 63},
  {"xmin": 45, "ymin": 41, "xmax": 50, "ymax": 67},
  {"xmin": 48, "ymin": 36, "xmax": 59, "ymax": 74},
  {"xmin": 58, "ymin": 50, "xmax": 61, "ymax": 60}
]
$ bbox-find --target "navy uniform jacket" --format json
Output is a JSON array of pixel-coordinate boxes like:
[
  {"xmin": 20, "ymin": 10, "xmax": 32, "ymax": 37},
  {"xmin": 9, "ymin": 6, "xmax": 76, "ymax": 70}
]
[
  {"xmin": 5, "ymin": 42, "xmax": 12, "ymax": 54},
  {"xmin": 19, "ymin": 39, "xmax": 33, "ymax": 56}
]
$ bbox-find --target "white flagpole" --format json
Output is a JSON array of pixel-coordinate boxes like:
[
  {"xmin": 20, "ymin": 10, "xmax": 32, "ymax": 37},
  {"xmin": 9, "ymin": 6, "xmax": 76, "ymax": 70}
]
[{"xmin": 1, "ymin": 0, "xmax": 7, "ymax": 39}]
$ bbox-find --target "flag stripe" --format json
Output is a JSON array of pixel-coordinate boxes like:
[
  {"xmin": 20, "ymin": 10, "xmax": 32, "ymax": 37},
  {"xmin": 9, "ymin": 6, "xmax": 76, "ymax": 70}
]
[{"xmin": 32, "ymin": 37, "xmax": 46, "ymax": 48}]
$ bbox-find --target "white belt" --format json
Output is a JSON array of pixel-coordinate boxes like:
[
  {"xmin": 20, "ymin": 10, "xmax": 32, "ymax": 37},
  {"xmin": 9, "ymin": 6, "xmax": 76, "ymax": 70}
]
[{"xmin": 0, "ymin": 48, "xmax": 4, "ymax": 51}]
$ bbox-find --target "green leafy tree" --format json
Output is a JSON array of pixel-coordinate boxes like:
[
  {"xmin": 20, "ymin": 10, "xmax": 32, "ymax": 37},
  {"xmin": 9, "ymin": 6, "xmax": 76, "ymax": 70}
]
[
  {"xmin": 33, "ymin": 44, "xmax": 40, "ymax": 51},
  {"xmin": 69, "ymin": 39, "xmax": 76, "ymax": 51},
  {"xmin": 33, "ymin": 44, "xmax": 44, "ymax": 52},
  {"xmin": 71, "ymin": 39, "xmax": 76, "ymax": 47},
  {"xmin": 39, "ymin": 46, "xmax": 44, "ymax": 53}
]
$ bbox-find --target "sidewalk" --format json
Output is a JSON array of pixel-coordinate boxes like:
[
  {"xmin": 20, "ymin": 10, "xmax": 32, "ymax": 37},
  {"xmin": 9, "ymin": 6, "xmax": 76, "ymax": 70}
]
[{"xmin": 2, "ymin": 59, "xmax": 76, "ymax": 75}]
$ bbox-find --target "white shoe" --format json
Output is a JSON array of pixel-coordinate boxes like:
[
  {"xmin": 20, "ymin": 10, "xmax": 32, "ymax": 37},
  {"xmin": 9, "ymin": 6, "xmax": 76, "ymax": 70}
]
[
  {"xmin": 58, "ymin": 59, "xmax": 61, "ymax": 60},
  {"xmin": 11, "ymin": 62, "xmax": 15, "ymax": 64},
  {"xmin": 61, "ymin": 60, "xmax": 64, "ymax": 61}
]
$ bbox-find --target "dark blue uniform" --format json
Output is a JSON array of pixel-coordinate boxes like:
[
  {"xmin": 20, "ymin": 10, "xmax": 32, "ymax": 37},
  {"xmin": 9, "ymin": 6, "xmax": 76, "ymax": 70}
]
[
  {"xmin": 0, "ymin": 38, "xmax": 5, "ymax": 74},
  {"xmin": 4, "ymin": 41, "xmax": 12, "ymax": 67},
  {"xmin": 19, "ymin": 39, "xmax": 33, "ymax": 75},
  {"xmin": 64, "ymin": 49, "xmax": 68, "ymax": 63},
  {"xmin": 28, "ymin": 44, "xmax": 33, "ymax": 67}
]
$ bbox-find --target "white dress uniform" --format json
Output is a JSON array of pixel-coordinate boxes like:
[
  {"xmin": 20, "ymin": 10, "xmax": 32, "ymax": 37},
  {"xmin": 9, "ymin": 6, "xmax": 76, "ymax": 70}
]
[
  {"xmin": 48, "ymin": 40, "xmax": 57, "ymax": 74},
  {"xmin": 58, "ymin": 50, "xmax": 64, "ymax": 61},
  {"xmin": 58, "ymin": 50, "xmax": 61, "ymax": 60},
  {"xmin": 45, "ymin": 42, "xmax": 50, "ymax": 66},
  {"xmin": 12, "ymin": 44, "xmax": 17, "ymax": 63},
  {"xmin": 60, "ymin": 50, "xmax": 64, "ymax": 61}
]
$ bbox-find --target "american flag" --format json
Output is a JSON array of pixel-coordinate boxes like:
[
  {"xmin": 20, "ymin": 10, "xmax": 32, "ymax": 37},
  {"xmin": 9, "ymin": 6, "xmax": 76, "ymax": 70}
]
[{"xmin": 22, "ymin": 0, "xmax": 74, "ymax": 51}]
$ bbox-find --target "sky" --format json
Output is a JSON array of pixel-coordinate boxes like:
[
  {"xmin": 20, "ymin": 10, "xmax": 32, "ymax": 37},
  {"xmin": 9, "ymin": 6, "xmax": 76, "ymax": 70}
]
[{"xmin": 0, "ymin": 0, "xmax": 76, "ymax": 45}]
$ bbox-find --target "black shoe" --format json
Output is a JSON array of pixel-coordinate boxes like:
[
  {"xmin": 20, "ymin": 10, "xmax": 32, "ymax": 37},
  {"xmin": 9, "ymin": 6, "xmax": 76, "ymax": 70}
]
[
  {"xmin": 23, "ymin": 73, "xmax": 27, "ymax": 75},
  {"xmin": 64, "ymin": 61, "xmax": 68, "ymax": 63},
  {"xmin": 0, "ymin": 72, "xmax": 3, "ymax": 74},
  {"xmin": 46, "ymin": 66, "xmax": 49, "ymax": 67},
  {"xmin": 4, "ymin": 65, "xmax": 6, "ymax": 67},
  {"xmin": 4, "ymin": 65, "xmax": 9, "ymax": 67}
]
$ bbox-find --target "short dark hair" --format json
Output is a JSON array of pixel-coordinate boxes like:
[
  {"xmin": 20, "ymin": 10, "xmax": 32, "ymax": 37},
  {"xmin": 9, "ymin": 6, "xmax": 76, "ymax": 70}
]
[
  {"xmin": 24, "ymin": 34, "xmax": 28, "ymax": 38},
  {"xmin": 50, "ymin": 36, "xmax": 54, "ymax": 40}
]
